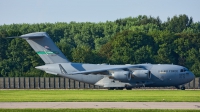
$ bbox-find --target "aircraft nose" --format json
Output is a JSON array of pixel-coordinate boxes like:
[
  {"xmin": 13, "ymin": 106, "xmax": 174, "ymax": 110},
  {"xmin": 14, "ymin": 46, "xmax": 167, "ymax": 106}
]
[{"xmin": 189, "ymin": 72, "xmax": 195, "ymax": 81}]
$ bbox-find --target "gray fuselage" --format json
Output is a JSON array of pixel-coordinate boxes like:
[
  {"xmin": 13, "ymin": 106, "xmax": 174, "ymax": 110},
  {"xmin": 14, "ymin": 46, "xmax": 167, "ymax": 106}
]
[{"xmin": 36, "ymin": 63, "xmax": 195, "ymax": 88}]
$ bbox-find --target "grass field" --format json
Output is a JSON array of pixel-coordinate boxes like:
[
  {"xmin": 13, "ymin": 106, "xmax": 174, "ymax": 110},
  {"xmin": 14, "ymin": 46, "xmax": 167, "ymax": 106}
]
[
  {"xmin": 0, "ymin": 109, "xmax": 199, "ymax": 112},
  {"xmin": 0, "ymin": 90, "xmax": 200, "ymax": 102}
]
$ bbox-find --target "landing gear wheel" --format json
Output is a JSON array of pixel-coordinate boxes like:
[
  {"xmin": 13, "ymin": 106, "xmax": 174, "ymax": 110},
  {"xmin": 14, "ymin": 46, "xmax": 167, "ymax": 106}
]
[
  {"xmin": 108, "ymin": 87, "xmax": 115, "ymax": 90},
  {"xmin": 175, "ymin": 85, "xmax": 180, "ymax": 89},
  {"xmin": 126, "ymin": 87, "xmax": 132, "ymax": 90},
  {"xmin": 180, "ymin": 86, "xmax": 185, "ymax": 90},
  {"xmin": 116, "ymin": 87, "xmax": 124, "ymax": 90}
]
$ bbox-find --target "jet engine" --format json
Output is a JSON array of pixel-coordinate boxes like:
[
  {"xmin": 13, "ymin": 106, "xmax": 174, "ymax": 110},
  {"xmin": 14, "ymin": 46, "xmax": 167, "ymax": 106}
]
[
  {"xmin": 132, "ymin": 70, "xmax": 151, "ymax": 79},
  {"xmin": 111, "ymin": 71, "xmax": 131, "ymax": 81}
]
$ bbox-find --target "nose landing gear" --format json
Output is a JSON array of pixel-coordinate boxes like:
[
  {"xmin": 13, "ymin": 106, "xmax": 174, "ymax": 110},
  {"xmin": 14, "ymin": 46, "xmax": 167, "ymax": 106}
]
[
  {"xmin": 180, "ymin": 86, "xmax": 185, "ymax": 90},
  {"xmin": 175, "ymin": 85, "xmax": 185, "ymax": 90}
]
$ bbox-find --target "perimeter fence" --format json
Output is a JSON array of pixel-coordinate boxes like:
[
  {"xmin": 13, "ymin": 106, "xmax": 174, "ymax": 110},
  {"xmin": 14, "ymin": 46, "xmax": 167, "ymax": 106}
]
[{"xmin": 0, "ymin": 77, "xmax": 199, "ymax": 89}]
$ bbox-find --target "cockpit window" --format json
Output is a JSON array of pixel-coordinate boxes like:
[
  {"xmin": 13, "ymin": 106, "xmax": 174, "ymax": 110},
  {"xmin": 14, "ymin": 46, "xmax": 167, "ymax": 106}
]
[
  {"xmin": 180, "ymin": 69, "xmax": 184, "ymax": 72},
  {"xmin": 184, "ymin": 68, "xmax": 189, "ymax": 72},
  {"xmin": 180, "ymin": 68, "xmax": 189, "ymax": 72}
]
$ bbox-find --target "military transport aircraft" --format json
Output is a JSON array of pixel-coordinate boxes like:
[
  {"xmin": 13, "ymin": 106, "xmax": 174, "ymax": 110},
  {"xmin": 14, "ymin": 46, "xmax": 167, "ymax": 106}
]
[{"xmin": 9, "ymin": 32, "xmax": 195, "ymax": 90}]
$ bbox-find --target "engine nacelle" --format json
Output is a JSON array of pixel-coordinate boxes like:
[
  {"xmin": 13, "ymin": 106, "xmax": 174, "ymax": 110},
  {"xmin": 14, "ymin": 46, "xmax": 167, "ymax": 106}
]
[
  {"xmin": 111, "ymin": 71, "xmax": 131, "ymax": 81},
  {"xmin": 132, "ymin": 70, "xmax": 151, "ymax": 79}
]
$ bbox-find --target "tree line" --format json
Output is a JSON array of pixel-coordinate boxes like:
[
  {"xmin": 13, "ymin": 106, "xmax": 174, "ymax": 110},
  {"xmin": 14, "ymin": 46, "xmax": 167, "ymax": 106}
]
[{"xmin": 0, "ymin": 14, "xmax": 200, "ymax": 77}]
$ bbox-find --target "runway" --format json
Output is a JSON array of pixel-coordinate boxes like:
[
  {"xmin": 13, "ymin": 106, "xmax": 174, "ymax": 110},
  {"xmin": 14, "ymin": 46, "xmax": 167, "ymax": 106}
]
[{"xmin": 0, "ymin": 102, "xmax": 200, "ymax": 109}]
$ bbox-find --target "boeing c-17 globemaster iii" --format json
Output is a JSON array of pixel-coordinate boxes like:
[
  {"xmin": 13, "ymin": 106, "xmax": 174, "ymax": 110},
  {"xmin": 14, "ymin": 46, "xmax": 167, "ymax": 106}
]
[{"xmin": 9, "ymin": 32, "xmax": 195, "ymax": 90}]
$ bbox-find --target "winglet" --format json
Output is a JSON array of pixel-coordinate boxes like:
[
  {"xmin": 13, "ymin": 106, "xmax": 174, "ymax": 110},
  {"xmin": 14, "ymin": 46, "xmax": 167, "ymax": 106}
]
[{"xmin": 59, "ymin": 64, "xmax": 68, "ymax": 75}]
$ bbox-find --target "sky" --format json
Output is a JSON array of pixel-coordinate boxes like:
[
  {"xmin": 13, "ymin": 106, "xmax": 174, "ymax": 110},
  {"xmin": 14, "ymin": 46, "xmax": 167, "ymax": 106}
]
[{"xmin": 0, "ymin": 0, "xmax": 199, "ymax": 25}]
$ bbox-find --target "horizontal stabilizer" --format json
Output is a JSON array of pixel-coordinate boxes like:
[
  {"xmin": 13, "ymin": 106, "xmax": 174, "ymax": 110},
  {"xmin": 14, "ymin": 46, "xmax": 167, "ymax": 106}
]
[
  {"xmin": 7, "ymin": 35, "xmax": 44, "ymax": 39},
  {"xmin": 7, "ymin": 36, "xmax": 21, "ymax": 38}
]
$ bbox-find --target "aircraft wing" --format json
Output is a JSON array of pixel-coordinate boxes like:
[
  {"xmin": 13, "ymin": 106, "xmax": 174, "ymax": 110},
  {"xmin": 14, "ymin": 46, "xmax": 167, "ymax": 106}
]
[{"xmin": 64, "ymin": 65, "xmax": 144, "ymax": 75}]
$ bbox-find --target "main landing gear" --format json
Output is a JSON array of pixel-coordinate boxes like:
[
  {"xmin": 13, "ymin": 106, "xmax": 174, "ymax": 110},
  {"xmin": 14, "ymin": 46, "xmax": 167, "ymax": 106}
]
[
  {"xmin": 108, "ymin": 87, "xmax": 115, "ymax": 90},
  {"xmin": 108, "ymin": 87, "xmax": 124, "ymax": 90},
  {"xmin": 107, "ymin": 87, "xmax": 132, "ymax": 90},
  {"xmin": 125, "ymin": 87, "xmax": 132, "ymax": 90}
]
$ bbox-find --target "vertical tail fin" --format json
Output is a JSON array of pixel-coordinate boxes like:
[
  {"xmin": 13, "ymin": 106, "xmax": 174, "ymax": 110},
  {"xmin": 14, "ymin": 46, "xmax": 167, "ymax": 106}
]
[{"xmin": 16, "ymin": 32, "xmax": 70, "ymax": 64}]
